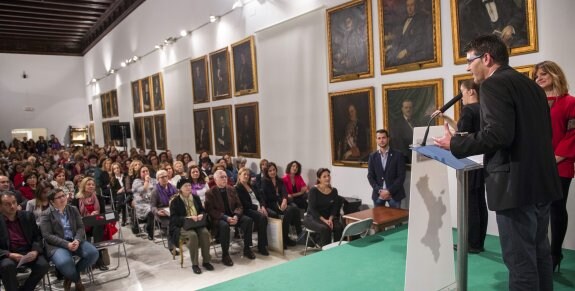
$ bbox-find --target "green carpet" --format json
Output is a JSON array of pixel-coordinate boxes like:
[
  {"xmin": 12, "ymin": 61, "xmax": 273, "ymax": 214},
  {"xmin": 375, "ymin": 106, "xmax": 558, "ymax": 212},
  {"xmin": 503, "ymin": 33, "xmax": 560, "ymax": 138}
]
[{"xmin": 202, "ymin": 226, "xmax": 575, "ymax": 291}]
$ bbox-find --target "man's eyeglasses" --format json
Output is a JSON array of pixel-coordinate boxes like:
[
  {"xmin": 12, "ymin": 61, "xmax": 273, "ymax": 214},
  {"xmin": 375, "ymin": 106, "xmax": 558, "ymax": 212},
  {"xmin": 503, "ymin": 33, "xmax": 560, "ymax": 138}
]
[
  {"xmin": 466, "ymin": 53, "xmax": 484, "ymax": 65},
  {"xmin": 54, "ymin": 195, "xmax": 67, "ymax": 200}
]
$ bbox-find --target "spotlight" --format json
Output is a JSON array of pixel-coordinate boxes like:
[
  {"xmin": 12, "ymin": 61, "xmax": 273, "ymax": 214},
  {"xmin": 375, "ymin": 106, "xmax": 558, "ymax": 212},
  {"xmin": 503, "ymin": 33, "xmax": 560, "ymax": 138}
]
[
  {"xmin": 90, "ymin": 78, "xmax": 97, "ymax": 83},
  {"xmin": 133, "ymin": 56, "xmax": 139, "ymax": 61},
  {"xmin": 180, "ymin": 30, "xmax": 189, "ymax": 37},
  {"xmin": 155, "ymin": 44, "xmax": 162, "ymax": 49},
  {"xmin": 209, "ymin": 15, "xmax": 219, "ymax": 23},
  {"xmin": 121, "ymin": 62, "xmax": 126, "ymax": 67},
  {"xmin": 108, "ymin": 69, "xmax": 115, "ymax": 74}
]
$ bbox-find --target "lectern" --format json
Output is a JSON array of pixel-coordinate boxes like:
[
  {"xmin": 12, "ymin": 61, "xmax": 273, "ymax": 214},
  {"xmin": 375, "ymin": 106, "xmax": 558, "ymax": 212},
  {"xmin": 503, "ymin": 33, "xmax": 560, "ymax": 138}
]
[{"xmin": 413, "ymin": 145, "xmax": 482, "ymax": 291}]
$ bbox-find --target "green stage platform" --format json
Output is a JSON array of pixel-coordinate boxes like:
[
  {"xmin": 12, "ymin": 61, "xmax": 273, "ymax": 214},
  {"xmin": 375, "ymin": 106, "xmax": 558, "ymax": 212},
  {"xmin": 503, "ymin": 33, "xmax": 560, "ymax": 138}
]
[{"xmin": 202, "ymin": 226, "xmax": 575, "ymax": 291}]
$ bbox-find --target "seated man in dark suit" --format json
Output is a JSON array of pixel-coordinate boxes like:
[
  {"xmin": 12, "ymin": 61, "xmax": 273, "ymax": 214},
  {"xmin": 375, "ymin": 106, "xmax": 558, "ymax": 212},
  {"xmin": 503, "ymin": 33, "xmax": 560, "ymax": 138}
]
[
  {"xmin": 205, "ymin": 170, "xmax": 255, "ymax": 266},
  {"xmin": 0, "ymin": 191, "xmax": 50, "ymax": 291},
  {"xmin": 367, "ymin": 129, "xmax": 407, "ymax": 208}
]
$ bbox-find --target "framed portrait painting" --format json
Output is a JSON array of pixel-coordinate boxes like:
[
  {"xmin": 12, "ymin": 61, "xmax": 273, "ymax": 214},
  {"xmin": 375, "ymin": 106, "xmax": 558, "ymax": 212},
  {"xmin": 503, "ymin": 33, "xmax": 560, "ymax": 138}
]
[
  {"xmin": 452, "ymin": 64, "xmax": 533, "ymax": 120},
  {"xmin": 141, "ymin": 76, "xmax": 152, "ymax": 112},
  {"xmin": 110, "ymin": 90, "xmax": 118, "ymax": 117},
  {"xmin": 383, "ymin": 78, "xmax": 443, "ymax": 164},
  {"xmin": 191, "ymin": 56, "xmax": 210, "ymax": 104},
  {"xmin": 211, "ymin": 105, "xmax": 234, "ymax": 156},
  {"xmin": 151, "ymin": 73, "xmax": 165, "ymax": 111},
  {"xmin": 89, "ymin": 123, "xmax": 95, "ymax": 143},
  {"xmin": 193, "ymin": 108, "xmax": 212, "ymax": 154},
  {"xmin": 378, "ymin": 0, "xmax": 442, "ymax": 74},
  {"xmin": 100, "ymin": 93, "xmax": 108, "ymax": 119},
  {"xmin": 231, "ymin": 36, "xmax": 258, "ymax": 96},
  {"xmin": 329, "ymin": 87, "xmax": 375, "ymax": 167},
  {"xmin": 131, "ymin": 80, "xmax": 142, "ymax": 114},
  {"xmin": 450, "ymin": 0, "xmax": 538, "ymax": 64},
  {"xmin": 235, "ymin": 102, "xmax": 261, "ymax": 158},
  {"xmin": 327, "ymin": 0, "xmax": 374, "ymax": 83},
  {"xmin": 209, "ymin": 48, "xmax": 232, "ymax": 100},
  {"xmin": 154, "ymin": 114, "xmax": 167, "ymax": 150},
  {"xmin": 143, "ymin": 116, "xmax": 155, "ymax": 151},
  {"xmin": 102, "ymin": 121, "xmax": 110, "ymax": 146},
  {"xmin": 88, "ymin": 105, "xmax": 93, "ymax": 121},
  {"xmin": 133, "ymin": 117, "xmax": 144, "ymax": 149}
]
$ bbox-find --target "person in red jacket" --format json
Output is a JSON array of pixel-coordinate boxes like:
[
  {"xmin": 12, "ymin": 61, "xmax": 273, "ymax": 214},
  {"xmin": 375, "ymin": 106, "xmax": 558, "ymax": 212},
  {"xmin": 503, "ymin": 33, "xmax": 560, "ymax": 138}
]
[{"xmin": 535, "ymin": 60, "xmax": 575, "ymax": 272}]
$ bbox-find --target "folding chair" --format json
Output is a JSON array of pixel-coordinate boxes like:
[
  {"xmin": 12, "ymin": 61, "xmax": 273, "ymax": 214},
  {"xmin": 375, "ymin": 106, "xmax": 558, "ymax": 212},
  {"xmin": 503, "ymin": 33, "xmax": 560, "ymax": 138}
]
[
  {"xmin": 153, "ymin": 216, "xmax": 168, "ymax": 248},
  {"xmin": 321, "ymin": 218, "xmax": 373, "ymax": 251},
  {"xmin": 81, "ymin": 212, "xmax": 131, "ymax": 283}
]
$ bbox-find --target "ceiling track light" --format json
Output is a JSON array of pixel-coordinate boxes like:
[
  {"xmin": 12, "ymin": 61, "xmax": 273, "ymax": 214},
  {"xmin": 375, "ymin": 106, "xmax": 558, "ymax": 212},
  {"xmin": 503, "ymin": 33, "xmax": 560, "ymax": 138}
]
[
  {"xmin": 232, "ymin": 0, "xmax": 244, "ymax": 9},
  {"xmin": 209, "ymin": 15, "xmax": 219, "ymax": 23},
  {"xmin": 180, "ymin": 30, "xmax": 190, "ymax": 37}
]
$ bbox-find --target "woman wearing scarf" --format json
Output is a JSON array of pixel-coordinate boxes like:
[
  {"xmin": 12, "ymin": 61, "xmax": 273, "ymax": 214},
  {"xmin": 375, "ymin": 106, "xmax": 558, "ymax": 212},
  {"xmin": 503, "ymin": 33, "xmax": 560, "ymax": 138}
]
[
  {"xmin": 151, "ymin": 169, "xmax": 178, "ymax": 253},
  {"xmin": 188, "ymin": 165, "xmax": 209, "ymax": 205}
]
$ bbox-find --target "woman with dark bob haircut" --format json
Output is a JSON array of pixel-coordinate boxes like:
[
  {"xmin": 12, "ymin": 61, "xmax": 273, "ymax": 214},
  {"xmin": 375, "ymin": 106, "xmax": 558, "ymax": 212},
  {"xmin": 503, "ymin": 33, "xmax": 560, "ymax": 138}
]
[
  {"xmin": 303, "ymin": 168, "xmax": 343, "ymax": 247},
  {"xmin": 282, "ymin": 160, "xmax": 309, "ymax": 210}
]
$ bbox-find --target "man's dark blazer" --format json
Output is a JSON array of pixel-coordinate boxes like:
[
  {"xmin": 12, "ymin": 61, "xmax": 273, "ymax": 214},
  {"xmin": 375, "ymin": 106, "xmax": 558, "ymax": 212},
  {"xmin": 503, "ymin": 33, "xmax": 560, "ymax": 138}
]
[
  {"xmin": 204, "ymin": 185, "xmax": 244, "ymax": 228},
  {"xmin": 451, "ymin": 65, "xmax": 561, "ymax": 211},
  {"xmin": 388, "ymin": 12, "xmax": 433, "ymax": 66},
  {"xmin": 389, "ymin": 116, "xmax": 417, "ymax": 163},
  {"xmin": 0, "ymin": 210, "xmax": 44, "ymax": 259},
  {"xmin": 367, "ymin": 148, "xmax": 407, "ymax": 202},
  {"xmin": 39, "ymin": 205, "xmax": 86, "ymax": 258}
]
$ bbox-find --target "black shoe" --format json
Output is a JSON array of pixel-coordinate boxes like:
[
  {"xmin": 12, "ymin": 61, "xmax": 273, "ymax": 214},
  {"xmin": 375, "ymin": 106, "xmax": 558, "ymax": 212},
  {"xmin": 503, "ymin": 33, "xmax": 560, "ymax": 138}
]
[
  {"xmin": 192, "ymin": 265, "xmax": 202, "ymax": 274},
  {"xmin": 244, "ymin": 249, "xmax": 256, "ymax": 260},
  {"xmin": 258, "ymin": 248, "xmax": 269, "ymax": 256},
  {"xmin": 468, "ymin": 247, "xmax": 483, "ymax": 254},
  {"xmin": 121, "ymin": 221, "xmax": 127, "ymax": 227},
  {"xmin": 148, "ymin": 234, "xmax": 154, "ymax": 240},
  {"xmin": 552, "ymin": 254, "xmax": 563, "ymax": 272},
  {"xmin": 202, "ymin": 262, "xmax": 214, "ymax": 271},
  {"xmin": 222, "ymin": 255, "xmax": 234, "ymax": 266},
  {"xmin": 98, "ymin": 265, "xmax": 109, "ymax": 271},
  {"xmin": 285, "ymin": 238, "xmax": 297, "ymax": 246}
]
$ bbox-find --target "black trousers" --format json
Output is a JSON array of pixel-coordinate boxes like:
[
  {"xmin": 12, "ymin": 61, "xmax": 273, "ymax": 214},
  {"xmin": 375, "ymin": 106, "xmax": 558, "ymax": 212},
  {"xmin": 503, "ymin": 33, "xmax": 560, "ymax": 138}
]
[
  {"xmin": 244, "ymin": 209, "xmax": 268, "ymax": 249},
  {"xmin": 216, "ymin": 215, "xmax": 253, "ymax": 255},
  {"xmin": 468, "ymin": 181, "xmax": 487, "ymax": 249},
  {"xmin": 267, "ymin": 205, "xmax": 301, "ymax": 240},
  {"xmin": 550, "ymin": 177, "xmax": 572, "ymax": 258},
  {"xmin": 0, "ymin": 255, "xmax": 50, "ymax": 291},
  {"xmin": 303, "ymin": 215, "xmax": 343, "ymax": 247}
]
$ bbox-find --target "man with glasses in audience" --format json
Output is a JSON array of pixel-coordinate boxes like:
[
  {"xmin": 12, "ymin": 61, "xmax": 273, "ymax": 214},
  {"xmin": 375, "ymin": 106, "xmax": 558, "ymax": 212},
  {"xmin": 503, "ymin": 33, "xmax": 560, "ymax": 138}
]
[
  {"xmin": 205, "ymin": 170, "xmax": 255, "ymax": 266},
  {"xmin": 0, "ymin": 191, "xmax": 49, "ymax": 291}
]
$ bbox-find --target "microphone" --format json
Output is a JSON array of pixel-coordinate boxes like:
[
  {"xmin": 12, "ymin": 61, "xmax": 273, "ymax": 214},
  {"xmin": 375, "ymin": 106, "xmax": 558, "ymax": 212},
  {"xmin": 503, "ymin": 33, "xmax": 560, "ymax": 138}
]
[
  {"xmin": 420, "ymin": 93, "xmax": 462, "ymax": 146},
  {"xmin": 438, "ymin": 93, "xmax": 463, "ymax": 113}
]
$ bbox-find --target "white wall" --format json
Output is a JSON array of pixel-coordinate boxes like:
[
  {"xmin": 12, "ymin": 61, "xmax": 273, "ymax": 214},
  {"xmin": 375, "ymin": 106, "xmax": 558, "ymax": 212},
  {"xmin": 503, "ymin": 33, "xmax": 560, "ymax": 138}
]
[{"xmin": 0, "ymin": 53, "xmax": 86, "ymax": 144}]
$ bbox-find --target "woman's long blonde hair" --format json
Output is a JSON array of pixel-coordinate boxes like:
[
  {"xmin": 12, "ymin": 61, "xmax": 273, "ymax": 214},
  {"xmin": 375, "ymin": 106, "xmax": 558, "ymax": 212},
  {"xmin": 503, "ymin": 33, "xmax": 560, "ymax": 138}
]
[{"xmin": 76, "ymin": 176, "xmax": 95, "ymax": 199}]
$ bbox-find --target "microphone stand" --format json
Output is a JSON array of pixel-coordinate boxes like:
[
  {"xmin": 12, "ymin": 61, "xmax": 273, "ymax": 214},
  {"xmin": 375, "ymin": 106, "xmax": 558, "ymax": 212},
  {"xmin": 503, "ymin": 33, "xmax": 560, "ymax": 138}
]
[{"xmin": 420, "ymin": 113, "xmax": 439, "ymax": 146}]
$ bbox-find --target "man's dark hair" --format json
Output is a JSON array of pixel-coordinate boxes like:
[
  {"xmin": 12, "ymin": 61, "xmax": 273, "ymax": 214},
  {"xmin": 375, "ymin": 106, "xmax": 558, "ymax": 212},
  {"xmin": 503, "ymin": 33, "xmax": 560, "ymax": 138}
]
[
  {"xmin": 463, "ymin": 34, "xmax": 509, "ymax": 66},
  {"xmin": 0, "ymin": 191, "xmax": 15, "ymax": 201},
  {"xmin": 375, "ymin": 129, "xmax": 390, "ymax": 137}
]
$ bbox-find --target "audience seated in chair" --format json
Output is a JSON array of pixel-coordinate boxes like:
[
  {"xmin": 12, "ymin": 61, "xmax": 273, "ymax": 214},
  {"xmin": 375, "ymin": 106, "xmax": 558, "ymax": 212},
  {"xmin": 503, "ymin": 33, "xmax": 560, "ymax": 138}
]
[
  {"xmin": 261, "ymin": 162, "xmax": 302, "ymax": 248},
  {"xmin": 40, "ymin": 189, "xmax": 99, "ymax": 291},
  {"xmin": 169, "ymin": 178, "xmax": 213, "ymax": 274},
  {"xmin": 303, "ymin": 168, "xmax": 343, "ymax": 247},
  {"xmin": 235, "ymin": 167, "xmax": 269, "ymax": 256},
  {"xmin": 131, "ymin": 166, "xmax": 157, "ymax": 240},
  {"xmin": 205, "ymin": 170, "xmax": 255, "ymax": 267},
  {"xmin": 0, "ymin": 192, "xmax": 50, "ymax": 291},
  {"xmin": 150, "ymin": 169, "xmax": 178, "ymax": 253},
  {"xmin": 282, "ymin": 160, "xmax": 309, "ymax": 211},
  {"xmin": 188, "ymin": 165, "xmax": 210, "ymax": 205}
]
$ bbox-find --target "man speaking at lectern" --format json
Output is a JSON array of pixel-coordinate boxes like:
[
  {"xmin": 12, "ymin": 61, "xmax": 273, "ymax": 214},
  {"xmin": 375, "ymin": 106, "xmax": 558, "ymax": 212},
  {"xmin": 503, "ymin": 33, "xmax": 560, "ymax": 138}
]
[{"xmin": 433, "ymin": 35, "xmax": 561, "ymax": 290}]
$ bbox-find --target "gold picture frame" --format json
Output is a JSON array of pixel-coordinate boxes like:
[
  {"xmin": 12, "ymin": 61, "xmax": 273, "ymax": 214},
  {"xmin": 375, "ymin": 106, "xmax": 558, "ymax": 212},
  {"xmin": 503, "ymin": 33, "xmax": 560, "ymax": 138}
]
[
  {"xmin": 329, "ymin": 87, "xmax": 376, "ymax": 167},
  {"xmin": 141, "ymin": 76, "xmax": 152, "ymax": 112},
  {"xmin": 131, "ymin": 80, "xmax": 142, "ymax": 114},
  {"xmin": 383, "ymin": 78, "xmax": 443, "ymax": 164},
  {"xmin": 133, "ymin": 117, "xmax": 144, "ymax": 149},
  {"xmin": 110, "ymin": 90, "xmax": 118, "ymax": 117},
  {"xmin": 211, "ymin": 105, "xmax": 235, "ymax": 156},
  {"xmin": 452, "ymin": 64, "xmax": 534, "ymax": 120},
  {"xmin": 326, "ymin": 0, "xmax": 374, "ymax": 83},
  {"xmin": 450, "ymin": 0, "xmax": 538, "ymax": 64},
  {"xmin": 100, "ymin": 93, "xmax": 108, "ymax": 119},
  {"xmin": 231, "ymin": 36, "xmax": 259, "ymax": 96},
  {"xmin": 154, "ymin": 114, "xmax": 167, "ymax": 150},
  {"xmin": 193, "ymin": 108, "xmax": 213, "ymax": 154},
  {"xmin": 378, "ymin": 0, "xmax": 442, "ymax": 74},
  {"xmin": 209, "ymin": 47, "xmax": 232, "ymax": 100},
  {"xmin": 191, "ymin": 56, "xmax": 210, "ymax": 104},
  {"xmin": 151, "ymin": 73, "xmax": 165, "ymax": 111},
  {"xmin": 143, "ymin": 116, "xmax": 155, "ymax": 151},
  {"xmin": 235, "ymin": 102, "xmax": 261, "ymax": 158}
]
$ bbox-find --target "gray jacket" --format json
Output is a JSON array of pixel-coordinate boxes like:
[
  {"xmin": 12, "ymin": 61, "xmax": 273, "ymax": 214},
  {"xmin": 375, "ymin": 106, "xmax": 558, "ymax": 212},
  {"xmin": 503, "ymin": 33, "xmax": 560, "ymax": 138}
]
[{"xmin": 39, "ymin": 205, "xmax": 86, "ymax": 258}]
